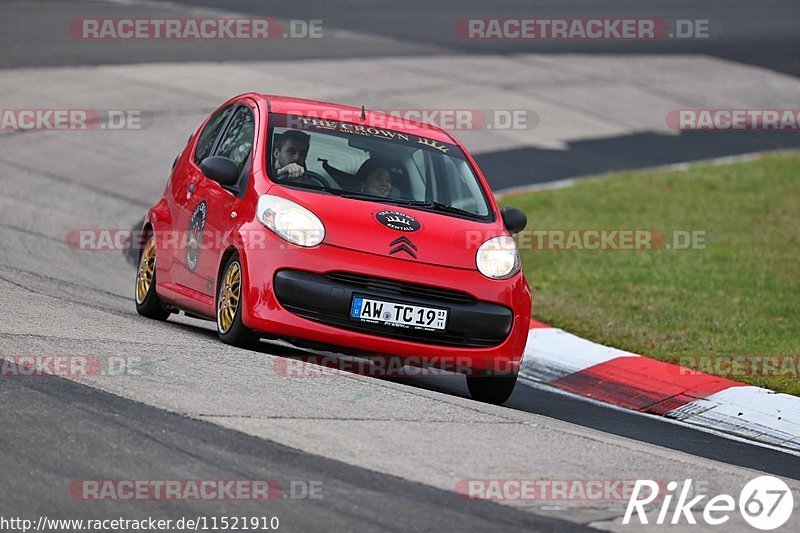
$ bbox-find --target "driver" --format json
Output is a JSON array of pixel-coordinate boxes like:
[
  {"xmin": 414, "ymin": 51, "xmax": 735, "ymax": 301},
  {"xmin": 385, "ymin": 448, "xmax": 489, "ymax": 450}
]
[{"xmin": 273, "ymin": 130, "xmax": 310, "ymax": 179}]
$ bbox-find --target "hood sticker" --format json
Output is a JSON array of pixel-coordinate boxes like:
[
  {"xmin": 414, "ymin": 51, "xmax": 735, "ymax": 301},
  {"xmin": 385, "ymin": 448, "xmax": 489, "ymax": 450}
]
[{"xmin": 376, "ymin": 210, "xmax": 421, "ymax": 232}]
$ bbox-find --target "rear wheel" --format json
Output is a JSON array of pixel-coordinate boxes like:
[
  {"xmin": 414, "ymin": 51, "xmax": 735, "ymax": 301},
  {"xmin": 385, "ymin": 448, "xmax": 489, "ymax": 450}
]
[
  {"xmin": 134, "ymin": 235, "xmax": 170, "ymax": 321},
  {"xmin": 217, "ymin": 254, "xmax": 258, "ymax": 347},
  {"xmin": 466, "ymin": 374, "xmax": 518, "ymax": 405}
]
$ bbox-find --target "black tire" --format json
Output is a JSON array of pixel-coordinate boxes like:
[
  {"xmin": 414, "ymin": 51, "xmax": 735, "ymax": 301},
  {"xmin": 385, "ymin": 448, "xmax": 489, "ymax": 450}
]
[
  {"xmin": 134, "ymin": 235, "xmax": 170, "ymax": 321},
  {"xmin": 466, "ymin": 374, "xmax": 518, "ymax": 405},
  {"xmin": 217, "ymin": 253, "xmax": 259, "ymax": 347}
]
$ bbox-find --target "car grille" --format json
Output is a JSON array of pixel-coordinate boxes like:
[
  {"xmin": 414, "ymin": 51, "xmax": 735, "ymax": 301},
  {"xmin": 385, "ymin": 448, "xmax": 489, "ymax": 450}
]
[
  {"xmin": 281, "ymin": 305, "xmax": 502, "ymax": 348},
  {"xmin": 323, "ymin": 272, "xmax": 476, "ymax": 305},
  {"xmin": 273, "ymin": 270, "xmax": 512, "ymax": 348}
]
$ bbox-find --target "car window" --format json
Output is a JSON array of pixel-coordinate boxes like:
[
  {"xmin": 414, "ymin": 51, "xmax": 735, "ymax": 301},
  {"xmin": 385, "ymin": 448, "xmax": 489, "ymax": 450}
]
[
  {"xmin": 442, "ymin": 156, "xmax": 485, "ymax": 214},
  {"xmin": 194, "ymin": 105, "xmax": 233, "ymax": 165},
  {"xmin": 304, "ymin": 134, "xmax": 368, "ymax": 178},
  {"xmin": 215, "ymin": 106, "xmax": 255, "ymax": 172},
  {"xmin": 269, "ymin": 114, "xmax": 492, "ymax": 219}
]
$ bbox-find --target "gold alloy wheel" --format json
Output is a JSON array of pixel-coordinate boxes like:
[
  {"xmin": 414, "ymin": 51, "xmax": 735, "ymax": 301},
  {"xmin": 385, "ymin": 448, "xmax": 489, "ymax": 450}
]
[
  {"xmin": 217, "ymin": 261, "xmax": 241, "ymax": 334},
  {"xmin": 135, "ymin": 237, "xmax": 156, "ymax": 304}
]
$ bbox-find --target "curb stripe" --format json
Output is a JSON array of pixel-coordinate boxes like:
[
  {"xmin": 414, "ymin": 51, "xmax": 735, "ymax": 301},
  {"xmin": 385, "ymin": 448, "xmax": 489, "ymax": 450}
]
[
  {"xmin": 668, "ymin": 387, "xmax": 800, "ymax": 450},
  {"xmin": 521, "ymin": 321, "xmax": 800, "ymax": 452},
  {"xmin": 521, "ymin": 327, "xmax": 638, "ymax": 383},
  {"xmin": 528, "ymin": 319, "xmax": 551, "ymax": 329},
  {"xmin": 549, "ymin": 356, "xmax": 744, "ymax": 414}
]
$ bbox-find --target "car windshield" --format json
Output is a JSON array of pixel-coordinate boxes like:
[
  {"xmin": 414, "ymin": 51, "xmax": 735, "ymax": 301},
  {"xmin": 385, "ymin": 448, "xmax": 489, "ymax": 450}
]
[{"xmin": 268, "ymin": 113, "xmax": 491, "ymax": 219}]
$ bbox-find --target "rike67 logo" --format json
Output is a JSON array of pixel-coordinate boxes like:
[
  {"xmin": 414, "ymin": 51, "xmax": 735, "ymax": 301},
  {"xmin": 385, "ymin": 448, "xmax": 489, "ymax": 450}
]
[{"xmin": 624, "ymin": 476, "xmax": 794, "ymax": 530}]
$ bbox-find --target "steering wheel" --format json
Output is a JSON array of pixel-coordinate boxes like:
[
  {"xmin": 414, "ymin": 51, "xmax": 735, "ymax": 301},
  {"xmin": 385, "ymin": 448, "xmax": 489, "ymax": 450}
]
[{"xmin": 296, "ymin": 170, "xmax": 335, "ymax": 189}]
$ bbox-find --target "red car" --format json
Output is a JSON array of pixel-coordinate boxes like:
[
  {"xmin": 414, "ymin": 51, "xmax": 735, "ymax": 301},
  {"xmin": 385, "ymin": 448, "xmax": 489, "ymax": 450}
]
[{"xmin": 135, "ymin": 93, "xmax": 531, "ymax": 404}]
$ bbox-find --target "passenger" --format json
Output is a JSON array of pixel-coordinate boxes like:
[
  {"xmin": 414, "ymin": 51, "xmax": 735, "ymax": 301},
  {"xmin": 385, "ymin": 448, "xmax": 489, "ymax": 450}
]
[
  {"xmin": 356, "ymin": 158, "xmax": 393, "ymax": 198},
  {"xmin": 273, "ymin": 130, "xmax": 310, "ymax": 179}
]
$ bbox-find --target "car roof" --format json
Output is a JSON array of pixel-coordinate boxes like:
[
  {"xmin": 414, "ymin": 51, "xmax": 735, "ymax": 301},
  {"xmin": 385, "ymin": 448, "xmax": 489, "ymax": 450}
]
[{"xmin": 262, "ymin": 94, "xmax": 457, "ymax": 144}]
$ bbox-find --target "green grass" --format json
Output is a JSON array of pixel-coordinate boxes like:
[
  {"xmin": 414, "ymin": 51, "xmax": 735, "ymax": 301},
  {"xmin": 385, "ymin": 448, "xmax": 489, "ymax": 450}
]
[{"xmin": 502, "ymin": 152, "xmax": 800, "ymax": 395}]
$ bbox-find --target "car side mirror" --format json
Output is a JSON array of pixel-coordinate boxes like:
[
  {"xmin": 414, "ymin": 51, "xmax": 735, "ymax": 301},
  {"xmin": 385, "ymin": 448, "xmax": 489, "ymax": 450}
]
[
  {"xmin": 501, "ymin": 207, "xmax": 527, "ymax": 234},
  {"xmin": 200, "ymin": 156, "xmax": 239, "ymax": 186}
]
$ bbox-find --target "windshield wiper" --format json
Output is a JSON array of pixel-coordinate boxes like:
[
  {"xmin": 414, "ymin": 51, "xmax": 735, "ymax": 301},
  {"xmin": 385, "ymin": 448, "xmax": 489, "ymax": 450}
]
[
  {"xmin": 326, "ymin": 191, "xmax": 481, "ymax": 218},
  {"xmin": 390, "ymin": 199, "xmax": 480, "ymax": 218},
  {"xmin": 278, "ymin": 180, "xmax": 330, "ymax": 192},
  {"xmin": 332, "ymin": 191, "xmax": 422, "ymax": 206},
  {"xmin": 332, "ymin": 190, "xmax": 384, "ymax": 201}
]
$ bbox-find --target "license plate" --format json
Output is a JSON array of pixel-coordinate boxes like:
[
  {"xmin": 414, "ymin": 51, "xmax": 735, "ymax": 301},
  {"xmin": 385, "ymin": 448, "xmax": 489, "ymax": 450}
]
[{"xmin": 350, "ymin": 297, "xmax": 448, "ymax": 331}]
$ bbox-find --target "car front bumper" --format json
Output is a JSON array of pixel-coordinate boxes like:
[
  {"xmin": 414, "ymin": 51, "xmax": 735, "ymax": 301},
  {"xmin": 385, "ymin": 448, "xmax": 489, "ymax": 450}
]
[{"xmin": 239, "ymin": 237, "xmax": 531, "ymax": 372}]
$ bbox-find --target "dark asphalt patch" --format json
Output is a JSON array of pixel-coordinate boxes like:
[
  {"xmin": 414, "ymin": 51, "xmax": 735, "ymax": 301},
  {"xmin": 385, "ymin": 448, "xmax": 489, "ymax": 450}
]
[{"xmin": 0, "ymin": 366, "xmax": 589, "ymax": 532}]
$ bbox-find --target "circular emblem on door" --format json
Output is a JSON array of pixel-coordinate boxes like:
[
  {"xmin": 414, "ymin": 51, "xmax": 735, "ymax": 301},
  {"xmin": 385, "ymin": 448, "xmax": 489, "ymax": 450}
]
[
  {"xmin": 375, "ymin": 210, "xmax": 421, "ymax": 232},
  {"xmin": 186, "ymin": 200, "xmax": 207, "ymax": 273}
]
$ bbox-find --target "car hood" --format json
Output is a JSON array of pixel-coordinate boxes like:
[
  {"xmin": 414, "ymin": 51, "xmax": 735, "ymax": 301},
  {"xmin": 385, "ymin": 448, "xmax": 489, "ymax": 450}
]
[{"xmin": 273, "ymin": 188, "xmax": 504, "ymax": 270}]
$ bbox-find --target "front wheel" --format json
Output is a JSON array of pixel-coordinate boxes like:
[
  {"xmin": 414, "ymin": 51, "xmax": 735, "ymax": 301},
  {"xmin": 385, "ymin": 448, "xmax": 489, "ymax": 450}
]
[
  {"xmin": 466, "ymin": 374, "xmax": 518, "ymax": 405},
  {"xmin": 217, "ymin": 254, "xmax": 258, "ymax": 347},
  {"xmin": 135, "ymin": 235, "xmax": 170, "ymax": 321}
]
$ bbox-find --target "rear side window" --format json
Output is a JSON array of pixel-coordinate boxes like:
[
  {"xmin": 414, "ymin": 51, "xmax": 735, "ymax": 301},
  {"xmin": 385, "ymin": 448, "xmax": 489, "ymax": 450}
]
[
  {"xmin": 215, "ymin": 106, "xmax": 255, "ymax": 173},
  {"xmin": 194, "ymin": 106, "xmax": 233, "ymax": 164}
]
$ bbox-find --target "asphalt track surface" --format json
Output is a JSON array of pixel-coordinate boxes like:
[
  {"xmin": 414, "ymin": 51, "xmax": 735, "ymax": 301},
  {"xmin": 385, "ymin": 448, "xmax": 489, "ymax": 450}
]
[
  {"xmin": 4, "ymin": 0, "xmax": 799, "ymax": 77},
  {"xmin": 0, "ymin": 375, "xmax": 586, "ymax": 532},
  {"xmin": 1, "ymin": 1, "xmax": 800, "ymax": 531},
  {"xmin": 2, "ymin": 0, "xmax": 800, "ymax": 188}
]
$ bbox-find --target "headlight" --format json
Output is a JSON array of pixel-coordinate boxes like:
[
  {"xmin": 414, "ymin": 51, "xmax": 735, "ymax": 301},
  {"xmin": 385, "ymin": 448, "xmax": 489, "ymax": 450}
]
[
  {"xmin": 256, "ymin": 194, "xmax": 325, "ymax": 247},
  {"xmin": 476, "ymin": 235, "xmax": 520, "ymax": 279}
]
